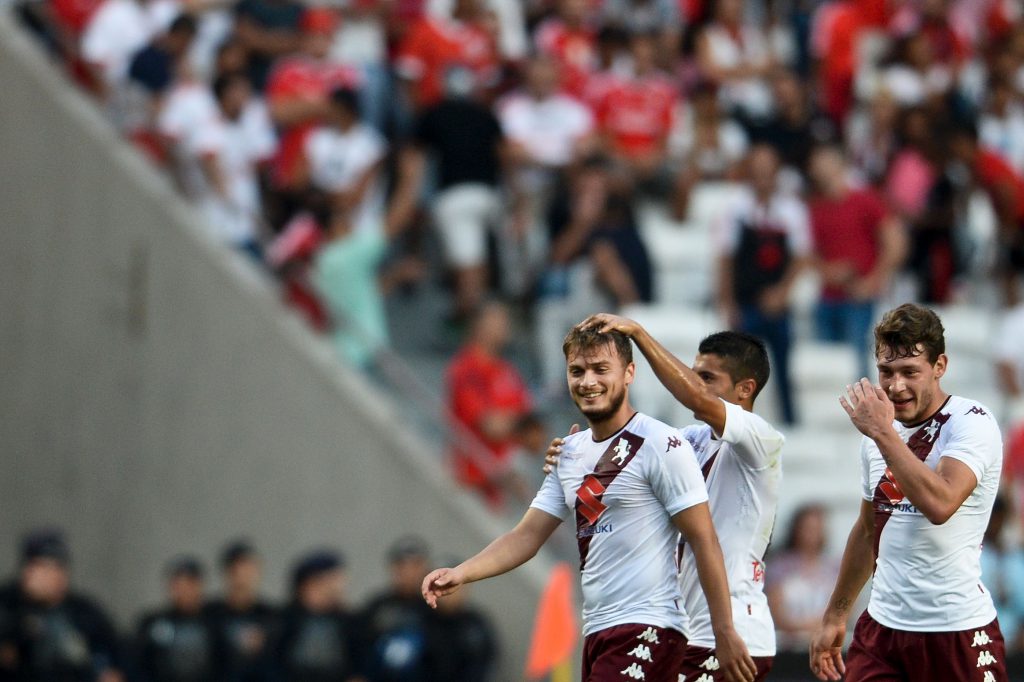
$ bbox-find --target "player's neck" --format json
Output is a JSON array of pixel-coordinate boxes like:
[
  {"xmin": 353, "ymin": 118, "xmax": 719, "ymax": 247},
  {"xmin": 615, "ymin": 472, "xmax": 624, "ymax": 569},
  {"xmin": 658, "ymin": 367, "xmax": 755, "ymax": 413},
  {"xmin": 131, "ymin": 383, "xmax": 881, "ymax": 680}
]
[{"xmin": 588, "ymin": 404, "xmax": 637, "ymax": 441}]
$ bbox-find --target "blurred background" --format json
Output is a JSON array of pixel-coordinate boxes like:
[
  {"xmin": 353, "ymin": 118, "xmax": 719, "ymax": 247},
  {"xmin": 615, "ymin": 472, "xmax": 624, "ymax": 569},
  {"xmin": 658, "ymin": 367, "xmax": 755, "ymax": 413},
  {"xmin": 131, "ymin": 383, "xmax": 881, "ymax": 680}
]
[{"xmin": 3, "ymin": 0, "xmax": 1024, "ymax": 679}]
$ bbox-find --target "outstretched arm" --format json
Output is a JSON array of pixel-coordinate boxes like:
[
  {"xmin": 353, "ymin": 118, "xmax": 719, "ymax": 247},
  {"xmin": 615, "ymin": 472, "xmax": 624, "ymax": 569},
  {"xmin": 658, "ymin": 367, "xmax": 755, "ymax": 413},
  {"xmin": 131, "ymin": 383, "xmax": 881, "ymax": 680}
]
[
  {"xmin": 584, "ymin": 314, "xmax": 727, "ymax": 434},
  {"xmin": 673, "ymin": 503, "xmax": 757, "ymax": 682},
  {"xmin": 810, "ymin": 498, "xmax": 874, "ymax": 681},
  {"xmin": 422, "ymin": 509, "xmax": 562, "ymax": 607}
]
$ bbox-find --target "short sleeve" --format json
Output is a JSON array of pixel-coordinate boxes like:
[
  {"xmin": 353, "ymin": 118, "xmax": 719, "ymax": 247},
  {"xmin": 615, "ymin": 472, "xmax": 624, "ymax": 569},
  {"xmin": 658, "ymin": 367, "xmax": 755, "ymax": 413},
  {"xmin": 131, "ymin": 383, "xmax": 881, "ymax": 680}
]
[
  {"xmin": 940, "ymin": 407, "xmax": 1003, "ymax": 484},
  {"xmin": 861, "ymin": 438, "xmax": 874, "ymax": 501},
  {"xmin": 719, "ymin": 400, "xmax": 785, "ymax": 470},
  {"xmin": 648, "ymin": 431, "xmax": 709, "ymax": 516},
  {"xmin": 529, "ymin": 472, "xmax": 569, "ymax": 520}
]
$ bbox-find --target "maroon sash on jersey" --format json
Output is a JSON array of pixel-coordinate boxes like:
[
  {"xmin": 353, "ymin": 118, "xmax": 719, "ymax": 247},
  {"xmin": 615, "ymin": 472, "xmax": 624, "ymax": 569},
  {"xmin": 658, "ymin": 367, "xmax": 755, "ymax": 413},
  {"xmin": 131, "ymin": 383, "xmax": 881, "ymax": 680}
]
[
  {"xmin": 871, "ymin": 411, "xmax": 951, "ymax": 561},
  {"xmin": 676, "ymin": 443, "xmax": 720, "ymax": 569},
  {"xmin": 574, "ymin": 430, "xmax": 645, "ymax": 571}
]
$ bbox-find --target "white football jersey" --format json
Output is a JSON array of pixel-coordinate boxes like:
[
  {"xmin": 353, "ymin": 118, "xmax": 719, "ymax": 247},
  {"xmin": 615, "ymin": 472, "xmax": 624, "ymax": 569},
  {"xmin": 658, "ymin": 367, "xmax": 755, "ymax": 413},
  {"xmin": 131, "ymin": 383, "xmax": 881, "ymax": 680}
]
[
  {"xmin": 862, "ymin": 395, "xmax": 1002, "ymax": 632},
  {"xmin": 677, "ymin": 400, "xmax": 783, "ymax": 656},
  {"xmin": 531, "ymin": 412, "xmax": 709, "ymax": 637}
]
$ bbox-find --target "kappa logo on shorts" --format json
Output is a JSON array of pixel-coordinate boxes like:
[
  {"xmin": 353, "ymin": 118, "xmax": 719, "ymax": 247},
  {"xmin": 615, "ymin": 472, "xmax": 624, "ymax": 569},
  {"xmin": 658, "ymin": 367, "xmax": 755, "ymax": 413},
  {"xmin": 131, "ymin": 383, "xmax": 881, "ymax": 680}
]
[
  {"xmin": 977, "ymin": 650, "xmax": 998, "ymax": 667},
  {"xmin": 621, "ymin": 662, "xmax": 646, "ymax": 679},
  {"xmin": 636, "ymin": 627, "xmax": 660, "ymax": 644},
  {"xmin": 611, "ymin": 438, "xmax": 632, "ymax": 466},
  {"xmin": 692, "ymin": 675, "xmax": 714, "ymax": 682},
  {"xmin": 699, "ymin": 655, "xmax": 720, "ymax": 671},
  {"xmin": 972, "ymin": 630, "xmax": 992, "ymax": 647},
  {"xmin": 983, "ymin": 672, "xmax": 996, "ymax": 682},
  {"xmin": 627, "ymin": 644, "xmax": 653, "ymax": 662}
]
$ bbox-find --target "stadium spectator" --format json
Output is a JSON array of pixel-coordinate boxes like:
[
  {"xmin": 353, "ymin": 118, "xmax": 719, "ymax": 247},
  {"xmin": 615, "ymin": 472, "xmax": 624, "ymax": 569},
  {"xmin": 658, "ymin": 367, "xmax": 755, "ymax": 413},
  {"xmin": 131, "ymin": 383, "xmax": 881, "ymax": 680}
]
[
  {"xmin": 766, "ymin": 504, "xmax": 839, "ymax": 653},
  {"xmin": 304, "ymin": 87, "xmax": 387, "ymax": 238},
  {"xmin": 695, "ymin": 0, "xmax": 776, "ymax": 119},
  {"xmin": 394, "ymin": 0, "xmax": 500, "ymax": 111},
  {"xmin": 205, "ymin": 541, "xmax": 278, "ymax": 682},
  {"xmin": 276, "ymin": 549, "xmax": 361, "ymax": 682},
  {"xmin": 134, "ymin": 556, "xmax": 216, "ymax": 682},
  {"xmin": 806, "ymin": 144, "xmax": 907, "ymax": 379},
  {"xmin": 670, "ymin": 80, "xmax": 748, "ymax": 219},
  {"xmin": 595, "ymin": 30, "xmax": 677, "ymax": 190},
  {"xmin": 599, "ymin": 0, "xmax": 680, "ymax": 67},
  {"xmin": 994, "ymin": 299, "xmax": 1024, "ymax": 417},
  {"xmin": 127, "ymin": 12, "xmax": 196, "ymax": 98},
  {"xmin": 359, "ymin": 536, "xmax": 436, "ymax": 682},
  {"xmin": 80, "ymin": 0, "xmax": 176, "ymax": 98},
  {"xmin": 0, "ymin": 529, "xmax": 124, "ymax": 682},
  {"xmin": 979, "ymin": 75, "xmax": 1024, "ymax": 176},
  {"xmin": 327, "ymin": 0, "xmax": 390, "ymax": 132},
  {"xmin": 428, "ymin": 558, "xmax": 499, "ymax": 681},
  {"xmin": 715, "ymin": 144, "xmax": 811, "ymax": 425},
  {"xmin": 845, "ymin": 88, "xmax": 900, "ymax": 186},
  {"xmin": 981, "ymin": 495, "xmax": 1024, "ymax": 652},
  {"xmin": 533, "ymin": 0, "xmax": 597, "ymax": 101},
  {"xmin": 233, "ymin": 0, "xmax": 302, "ymax": 91},
  {"xmin": 265, "ymin": 7, "xmax": 360, "ymax": 206},
  {"xmin": 949, "ymin": 121, "xmax": 1024, "ymax": 305},
  {"xmin": 447, "ymin": 301, "xmax": 531, "ymax": 507},
  {"xmin": 407, "ymin": 67, "xmax": 506, "ymax": 320}
]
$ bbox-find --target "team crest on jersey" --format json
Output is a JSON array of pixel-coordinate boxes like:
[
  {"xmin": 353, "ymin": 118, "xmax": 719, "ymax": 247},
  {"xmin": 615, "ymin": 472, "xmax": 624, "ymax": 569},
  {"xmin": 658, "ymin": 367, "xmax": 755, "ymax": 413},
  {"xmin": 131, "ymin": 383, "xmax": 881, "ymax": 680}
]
[
  {"xmin": 921, "ymin": 421, "xmax": 940, "ymax": 442},
  {"xmin": 611, "ymin": 438, "xmax": 632, "ymax": 465}
]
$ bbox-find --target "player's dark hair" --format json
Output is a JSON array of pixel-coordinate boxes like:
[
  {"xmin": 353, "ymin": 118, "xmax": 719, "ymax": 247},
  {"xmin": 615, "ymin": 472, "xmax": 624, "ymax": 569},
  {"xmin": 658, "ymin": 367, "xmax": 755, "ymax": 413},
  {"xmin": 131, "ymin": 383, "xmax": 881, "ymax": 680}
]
[
  {"xmin": 563, "ymin": 326, "xmax": 633, "ymax": 366},
  {"xmin": 873, "ymin": 303, "xmax": 945, "ymax": 364},
  {"xmin": 698, "ymin": 331, "xmax": 770, "ymax": 400}
]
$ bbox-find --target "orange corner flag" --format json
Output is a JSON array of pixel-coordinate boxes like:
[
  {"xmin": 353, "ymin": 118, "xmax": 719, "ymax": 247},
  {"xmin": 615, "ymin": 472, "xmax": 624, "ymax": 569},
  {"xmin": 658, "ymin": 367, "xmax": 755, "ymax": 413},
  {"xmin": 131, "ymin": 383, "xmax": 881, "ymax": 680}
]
[{"xmin": 525, "ymin": 562, "xmax": 578, "ymax": 680}]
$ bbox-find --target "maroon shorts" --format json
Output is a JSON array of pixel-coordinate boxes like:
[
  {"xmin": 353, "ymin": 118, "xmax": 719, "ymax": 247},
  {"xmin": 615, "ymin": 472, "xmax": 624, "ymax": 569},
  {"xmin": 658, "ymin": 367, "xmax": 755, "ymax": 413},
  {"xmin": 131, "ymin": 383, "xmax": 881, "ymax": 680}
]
[
  {"xmin": 582, "ymin": 623, "xmax": 686, "ymax": 681},
  {"xmin": 679, "ymin": 644, "xmax": 773, "ymax": 681},
  {"xmin": 845, "ymin": 611, "xmax": 1008, "ymax": 682}
]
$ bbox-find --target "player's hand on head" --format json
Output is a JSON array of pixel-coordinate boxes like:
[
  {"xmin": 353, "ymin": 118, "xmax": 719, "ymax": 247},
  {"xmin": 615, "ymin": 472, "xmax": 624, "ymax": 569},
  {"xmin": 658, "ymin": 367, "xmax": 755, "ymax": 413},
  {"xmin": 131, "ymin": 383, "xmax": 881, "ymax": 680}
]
[
  {"xmin": 716, "ymin": 629, "xmax": 757, "ymax": 682},
  {"xmin": 839, "ymin": 378, "xmax": 894, "ymax": 439},
  {"xmin": 579, "ymin": 313, "xmax": 640, "ymax": 337},
  {"xmin": 543, "ymin": 424, "xmax": 580, "ymax": 474},
  {"xmin": 421, "ymin": 567, "xmax": 464, "ymax": 608},
  {"xmin": 809, "ymin": 619, "xmax": 846, "ymax": 681}
]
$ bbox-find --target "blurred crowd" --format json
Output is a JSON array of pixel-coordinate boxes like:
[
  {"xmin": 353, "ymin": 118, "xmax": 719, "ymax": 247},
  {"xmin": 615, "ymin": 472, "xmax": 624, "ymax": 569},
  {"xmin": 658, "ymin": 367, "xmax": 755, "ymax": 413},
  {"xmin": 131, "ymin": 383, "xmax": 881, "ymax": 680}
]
[{"xmin": 0, "ymin": 530, "xmax": 498, "ymax": 681}]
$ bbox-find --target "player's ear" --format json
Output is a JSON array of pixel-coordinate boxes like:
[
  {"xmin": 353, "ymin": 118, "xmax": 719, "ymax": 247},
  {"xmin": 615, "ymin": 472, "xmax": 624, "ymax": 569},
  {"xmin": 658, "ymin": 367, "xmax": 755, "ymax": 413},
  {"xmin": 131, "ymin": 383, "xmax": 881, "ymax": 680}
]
[
  {"xmin": 624, "ymin": 362, "xmax": 635, "ymax": 386},
  {"xmin": 736, "ymin": 377, "xmax": 756, "ymax": 401},
  {"xmin": 933, "ymin": 353, "xmax": 947, "ymax": 380}
]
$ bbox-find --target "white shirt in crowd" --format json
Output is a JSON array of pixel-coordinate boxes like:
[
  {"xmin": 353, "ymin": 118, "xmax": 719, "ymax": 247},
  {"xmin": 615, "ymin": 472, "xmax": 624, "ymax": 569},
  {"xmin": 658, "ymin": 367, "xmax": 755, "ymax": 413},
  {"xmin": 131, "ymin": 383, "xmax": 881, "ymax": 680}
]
[
  {"xmin": 862, "ymin": 395, "xmax": 1002, "ymax": 632},
  {"xmin": 498, "ymin": 92, "xmax": 594, "ymax": 169},
  {"xmin": 677, "ymin": 399, "xmax": 784, "ymax": 656},
  {"xmin": 980, "ymin": 105, "xmax": 1024, "ymax": 176},
  {"xmin": 700, "ymin": 23, "xmax": 774, "ymax": 118},
  {"xmin": 531, "ymin": 412, "xmax": 708, "ymax": 637},
  {"xmin": 305, "ymin": 122, "xmax": 387, "ymax": 235},
  {"xmin": 713, "ymin": 186, "xmax": 812, "ymax": 259},
  {"xmin": 82, "ymin": 0, "xmax": 179, "ymax": 87}
]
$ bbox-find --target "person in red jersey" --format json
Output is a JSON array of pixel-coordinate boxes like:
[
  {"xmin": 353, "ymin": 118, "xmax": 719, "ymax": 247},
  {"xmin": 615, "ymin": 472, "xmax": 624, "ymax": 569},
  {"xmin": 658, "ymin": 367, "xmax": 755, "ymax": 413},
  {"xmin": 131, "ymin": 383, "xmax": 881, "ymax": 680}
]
[
  {"xmin": 533, "ymin": 0, "xmax": 597, "ymax": 101},
  {"xmin": 265, "ymin": 7, "xmax": 360, "ymax": 196},
  {"xmin": 810, "ymin": 303, "xmax": 1007, "ymax": 682},
  {"xmin": 394, "ymin": 0, "xmax": 499, "ymax": 110}
]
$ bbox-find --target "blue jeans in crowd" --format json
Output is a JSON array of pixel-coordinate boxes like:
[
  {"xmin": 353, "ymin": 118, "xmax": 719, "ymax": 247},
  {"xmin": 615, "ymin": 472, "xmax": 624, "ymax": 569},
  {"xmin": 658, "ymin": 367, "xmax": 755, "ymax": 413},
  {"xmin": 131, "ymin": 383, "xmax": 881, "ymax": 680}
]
[
  {"xmin": 740, "ymin": 305, "xmax": 797, "ymax": 425},
  {"xmin": 815, "ymin": 300, "xmax": 875, "ymax": 380}
]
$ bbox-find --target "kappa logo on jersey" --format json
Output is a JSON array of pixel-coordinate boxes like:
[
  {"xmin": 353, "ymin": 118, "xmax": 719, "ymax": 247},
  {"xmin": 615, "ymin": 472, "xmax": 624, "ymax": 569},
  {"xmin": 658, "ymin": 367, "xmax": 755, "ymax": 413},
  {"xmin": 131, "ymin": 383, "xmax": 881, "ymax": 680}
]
[
  {"xmin": 666, "ymin": 436, "xmax": 681, "ymax": 452},
  {"xmin": 699, "ymin": 655, "xmax": 720, "ymax": 671},
  {"xmin": 621, "ymin": 662, "xmax": 646, "ymax": 679},
  {"xmin": 879, "ymin": 467, "xmax": 905, "ymax": 505},
  {"xmin": 966, "ymin": 406, "xmax": 988, "ymax": 416},
  {"xmin": 972, "ymin": 630, "xmax": 992, "ymax": 647},
  {"xmin": 627, "ymin": 644, "xmax": 653, "ymax": 662},
  {"xmin": 977, "ymin": 650, "xmax": 998, "ymax": 667},
  {"xmin": 576, "ymin": 475, "xmax": 607, "ymax": 525},
  {"xmin": 611, "ymin": 438, "xmax": 632, "ymax": 465},
  {"xmin": 636, "ymin": 627, "xmax": 660, "ymax": 644}
]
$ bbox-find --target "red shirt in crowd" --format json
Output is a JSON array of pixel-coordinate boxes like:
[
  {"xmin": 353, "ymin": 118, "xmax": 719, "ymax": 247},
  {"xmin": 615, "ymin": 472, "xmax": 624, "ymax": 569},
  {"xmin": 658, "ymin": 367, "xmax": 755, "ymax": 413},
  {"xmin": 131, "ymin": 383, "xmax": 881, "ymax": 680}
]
[
  {"xmin": 596, "ymin": 74, "xmax": 676, "ymax": 160},
  {"xmin": 808, "ymin": 187, "xmax": 887, "ymax": 301},
  {"xmin": 975, "ymin": 148, "xmax": 1024, "ymax": 224},
  {"xmin": 265, "ymin": 56, "xmax": 360, "ymax": 189},
  {"xmin": 534, "ymin": 18, "xmax": 597, "ymax": 100},
  {"xmin": 395, "ymin": 16, "xmax": 499, "ymax": 108},
  {"xmin": 447, "ymin": 344, "xmax": 531, "ymax": 505}
]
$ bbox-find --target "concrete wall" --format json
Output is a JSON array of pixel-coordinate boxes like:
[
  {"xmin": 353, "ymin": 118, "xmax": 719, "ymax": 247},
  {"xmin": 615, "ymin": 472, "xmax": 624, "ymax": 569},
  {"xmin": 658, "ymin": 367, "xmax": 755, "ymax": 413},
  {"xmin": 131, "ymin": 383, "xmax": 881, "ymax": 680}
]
[{"xmin": 0, "ymin": 12, "xmax": 551, "ymax": 677}]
